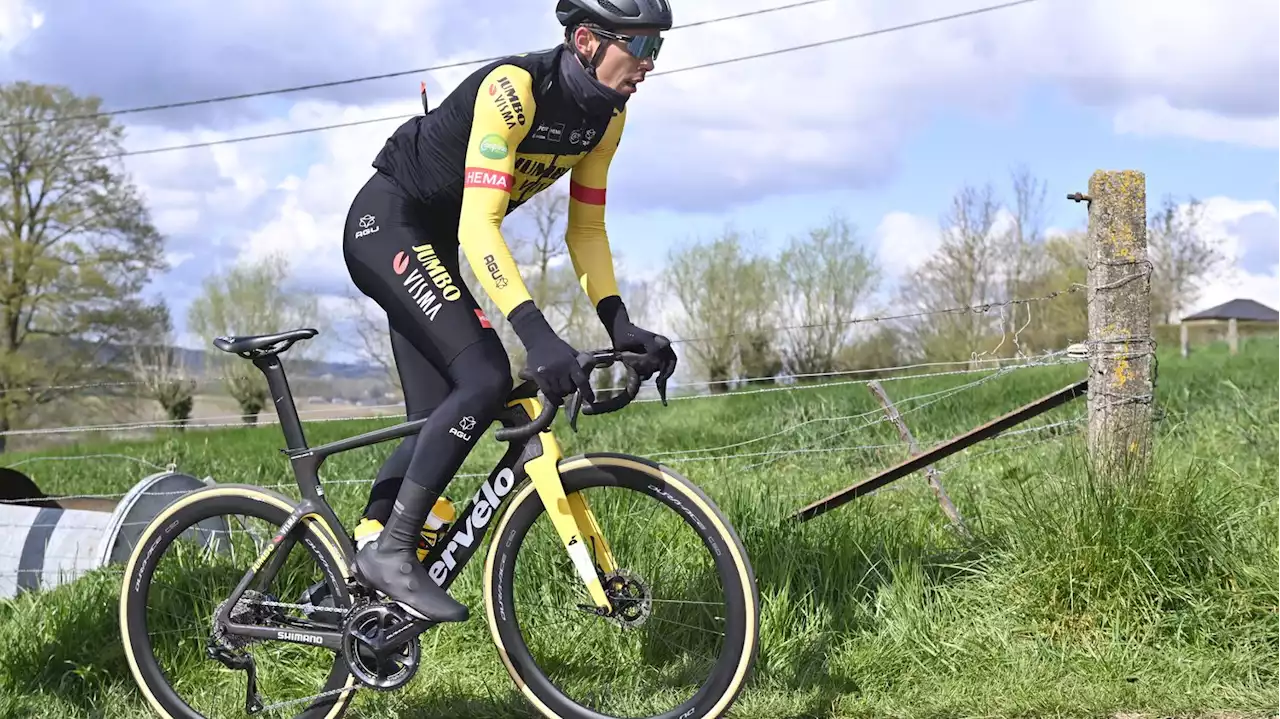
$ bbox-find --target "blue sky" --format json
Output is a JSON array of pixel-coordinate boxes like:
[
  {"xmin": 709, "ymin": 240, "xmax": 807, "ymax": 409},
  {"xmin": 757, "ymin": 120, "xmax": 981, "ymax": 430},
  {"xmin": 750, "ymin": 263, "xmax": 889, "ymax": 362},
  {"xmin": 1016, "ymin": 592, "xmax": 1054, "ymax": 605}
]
[{"xmin": 0, "ymin": 0, "xmax": 1276, "ymax": 363}]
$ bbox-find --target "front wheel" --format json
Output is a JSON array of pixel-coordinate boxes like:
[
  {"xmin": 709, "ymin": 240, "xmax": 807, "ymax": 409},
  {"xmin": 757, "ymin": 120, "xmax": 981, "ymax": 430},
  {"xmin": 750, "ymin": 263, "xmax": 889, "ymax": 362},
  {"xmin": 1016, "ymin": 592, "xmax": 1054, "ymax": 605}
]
[{"xmin": 484, "ymin": 452, "xmax": 759, "ymax": 719}]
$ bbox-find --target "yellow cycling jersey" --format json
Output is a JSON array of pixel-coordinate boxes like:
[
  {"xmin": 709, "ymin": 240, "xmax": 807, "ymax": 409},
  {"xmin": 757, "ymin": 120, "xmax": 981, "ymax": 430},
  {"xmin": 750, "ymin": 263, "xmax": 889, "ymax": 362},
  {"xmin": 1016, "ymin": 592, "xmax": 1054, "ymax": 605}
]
[{"xmin": 372, "ymin": 46, "xmax": 624, "ymax": 318}]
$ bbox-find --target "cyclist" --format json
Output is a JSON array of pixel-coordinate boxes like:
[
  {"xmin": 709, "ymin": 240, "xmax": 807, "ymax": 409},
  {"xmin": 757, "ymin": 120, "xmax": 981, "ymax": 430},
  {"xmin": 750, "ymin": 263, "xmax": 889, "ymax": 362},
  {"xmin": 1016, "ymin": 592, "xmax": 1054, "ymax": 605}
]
[{"xmin": 341, "ymin": 0, "xmax": 678, "ymax": 624}]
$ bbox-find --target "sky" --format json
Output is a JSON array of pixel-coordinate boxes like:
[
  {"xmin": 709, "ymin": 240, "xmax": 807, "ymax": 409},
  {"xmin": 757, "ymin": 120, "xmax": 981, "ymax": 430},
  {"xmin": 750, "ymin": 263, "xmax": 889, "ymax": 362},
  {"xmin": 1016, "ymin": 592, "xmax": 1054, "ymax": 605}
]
[{"xmin": 0, "ymin": 0, "xmax": 1276, "ymax": 365}]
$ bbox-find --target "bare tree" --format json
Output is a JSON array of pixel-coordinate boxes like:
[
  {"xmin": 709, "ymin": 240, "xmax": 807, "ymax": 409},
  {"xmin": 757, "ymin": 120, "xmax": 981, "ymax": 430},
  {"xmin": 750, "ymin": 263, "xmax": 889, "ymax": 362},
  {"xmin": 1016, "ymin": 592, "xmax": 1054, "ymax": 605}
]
[
  {"xmin": 901, "ymin": 183, "xmax": 1004, "ymax": 364},
  {"xmin": 1000, "ymin": 166, "xmax": 1049, "ymax": 338},
  {"xmin": 130, "ymin": 307, "xmax": 196, "ymax": 429},
  {"xmin": 340, "ymin": 290, "xmax": 401, "ymax": 394},
  {"xmin": 779, "ymin": 213, "xmax": 881, "ymax": 375},
  {"xmin": 1148, "ymin": 195, "xmax": 1228, "ymax": 324},
  {"xmin": 666, "ymin": 229, "xmax": 776, "ymax": 390},
  {"xmin": 188, "ymin": 254, "xmax": 321, "ymax": 424}
]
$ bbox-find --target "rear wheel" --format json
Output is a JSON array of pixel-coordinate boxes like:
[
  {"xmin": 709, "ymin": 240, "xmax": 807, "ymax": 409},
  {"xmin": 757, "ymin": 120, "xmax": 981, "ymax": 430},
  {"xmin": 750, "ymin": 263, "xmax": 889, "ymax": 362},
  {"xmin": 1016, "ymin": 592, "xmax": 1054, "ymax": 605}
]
[
  {"xmin": 119, "ymin": 485, "xmax": 358, "ymax": 719},
  {"xmin": 484, "ymin": 453, "xmax": 759, "ymax": 719}
]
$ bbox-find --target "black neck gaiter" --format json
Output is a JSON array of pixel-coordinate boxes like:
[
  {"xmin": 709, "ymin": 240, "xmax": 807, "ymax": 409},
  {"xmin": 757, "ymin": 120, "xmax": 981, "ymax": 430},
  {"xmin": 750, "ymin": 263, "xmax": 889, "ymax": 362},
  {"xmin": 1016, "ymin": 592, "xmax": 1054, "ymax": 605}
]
[{"xmin": 558, "ymin": 45, "xmax": 628, "ymax": 117}]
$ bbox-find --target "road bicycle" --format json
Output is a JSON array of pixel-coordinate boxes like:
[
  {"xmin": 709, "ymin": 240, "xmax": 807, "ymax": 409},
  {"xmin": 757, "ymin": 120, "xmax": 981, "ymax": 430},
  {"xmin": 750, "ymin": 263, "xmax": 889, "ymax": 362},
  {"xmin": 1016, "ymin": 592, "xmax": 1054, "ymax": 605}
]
[{"xmin": 118, "ymin": 328, "xmax": 759, "ymax": 719}]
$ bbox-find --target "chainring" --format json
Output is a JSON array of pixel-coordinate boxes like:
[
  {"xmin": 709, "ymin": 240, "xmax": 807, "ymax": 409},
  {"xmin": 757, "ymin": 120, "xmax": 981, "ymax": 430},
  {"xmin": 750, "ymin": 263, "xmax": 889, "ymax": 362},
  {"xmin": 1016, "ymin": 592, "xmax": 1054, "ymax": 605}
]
[{"xmin": 340, "ymin": 602, "xmax": 421, "ymax": 691}]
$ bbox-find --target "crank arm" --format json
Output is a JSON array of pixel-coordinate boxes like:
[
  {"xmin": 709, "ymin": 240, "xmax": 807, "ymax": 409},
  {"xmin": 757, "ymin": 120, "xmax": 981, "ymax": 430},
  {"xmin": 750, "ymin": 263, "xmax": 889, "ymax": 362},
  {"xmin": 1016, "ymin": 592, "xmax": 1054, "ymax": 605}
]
[{"xmin": 361, "ymin": 611, "xmax": 433, "ymax": 658}]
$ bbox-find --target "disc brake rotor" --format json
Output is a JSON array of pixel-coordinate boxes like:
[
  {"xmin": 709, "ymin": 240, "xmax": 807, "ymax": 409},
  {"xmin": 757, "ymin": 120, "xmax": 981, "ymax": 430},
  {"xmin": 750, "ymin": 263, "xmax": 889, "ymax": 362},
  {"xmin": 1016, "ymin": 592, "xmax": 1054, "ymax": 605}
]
[{"xmin": 602, "ymin": 568, "xmax": 651, "ymax": 629}]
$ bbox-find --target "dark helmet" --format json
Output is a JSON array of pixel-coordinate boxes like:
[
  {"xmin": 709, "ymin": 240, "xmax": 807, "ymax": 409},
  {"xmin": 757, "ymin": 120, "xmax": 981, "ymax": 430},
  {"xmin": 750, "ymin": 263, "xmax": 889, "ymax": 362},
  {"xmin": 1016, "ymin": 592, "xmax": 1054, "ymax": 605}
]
[{"xmin": 556, "ymin": 0, "xmax": 673, "ymax": 32}]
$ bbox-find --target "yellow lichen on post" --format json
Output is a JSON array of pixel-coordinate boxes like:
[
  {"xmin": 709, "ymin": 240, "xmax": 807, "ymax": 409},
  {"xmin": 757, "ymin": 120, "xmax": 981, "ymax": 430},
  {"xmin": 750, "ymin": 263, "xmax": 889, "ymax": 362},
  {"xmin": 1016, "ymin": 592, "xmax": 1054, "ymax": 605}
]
[{"xmin": 1085, "ymin": 170, "xmax": 1154, "ymax": 473}]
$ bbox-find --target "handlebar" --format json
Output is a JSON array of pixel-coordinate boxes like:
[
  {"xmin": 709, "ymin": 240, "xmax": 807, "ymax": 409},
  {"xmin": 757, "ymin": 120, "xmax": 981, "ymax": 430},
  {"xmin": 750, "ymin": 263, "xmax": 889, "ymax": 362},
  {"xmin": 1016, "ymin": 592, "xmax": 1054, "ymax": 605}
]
[{"xmin": 493, "ymin": 348, "xmax": 666, "ymax": 443}]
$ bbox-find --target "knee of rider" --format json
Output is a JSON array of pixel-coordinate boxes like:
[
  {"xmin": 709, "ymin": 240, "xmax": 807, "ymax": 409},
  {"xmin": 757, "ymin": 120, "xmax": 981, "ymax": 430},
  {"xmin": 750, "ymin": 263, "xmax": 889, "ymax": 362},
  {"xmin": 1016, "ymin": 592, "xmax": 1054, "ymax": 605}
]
[{"xmin": 455, "ymin": 366, "xmax": 512, "ymax": 420}]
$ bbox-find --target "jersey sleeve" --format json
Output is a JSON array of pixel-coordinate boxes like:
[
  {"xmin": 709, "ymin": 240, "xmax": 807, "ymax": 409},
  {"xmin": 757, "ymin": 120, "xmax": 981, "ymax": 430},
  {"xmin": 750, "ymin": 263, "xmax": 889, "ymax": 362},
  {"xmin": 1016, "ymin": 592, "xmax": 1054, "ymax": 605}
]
[
  {"xmin": 564, "ymin": 107, "xmax": 625, "ymax": 307},
  {"xmin": 457, "ymin": 65, "xmax": 538, "ymax": 318}
]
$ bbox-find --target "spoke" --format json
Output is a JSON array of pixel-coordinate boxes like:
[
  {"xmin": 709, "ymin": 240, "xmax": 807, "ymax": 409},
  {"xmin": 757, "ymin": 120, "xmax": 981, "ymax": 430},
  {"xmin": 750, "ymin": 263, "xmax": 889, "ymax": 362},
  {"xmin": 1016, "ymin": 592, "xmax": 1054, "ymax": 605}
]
[
  {"xmin": 647, "ymin": 615, "xmax": 725, "ymax": 638},
  {"xmin": 641, "ymin": 597, "xmax": 725, "ymax": 608}
]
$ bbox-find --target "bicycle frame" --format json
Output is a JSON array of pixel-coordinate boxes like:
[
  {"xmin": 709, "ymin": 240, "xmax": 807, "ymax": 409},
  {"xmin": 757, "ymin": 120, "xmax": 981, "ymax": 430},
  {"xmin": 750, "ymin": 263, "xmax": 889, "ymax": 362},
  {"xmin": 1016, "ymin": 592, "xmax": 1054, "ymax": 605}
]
[{"xmin": 215, "ymin": 353, "xmax": 618, "ymax": 652}]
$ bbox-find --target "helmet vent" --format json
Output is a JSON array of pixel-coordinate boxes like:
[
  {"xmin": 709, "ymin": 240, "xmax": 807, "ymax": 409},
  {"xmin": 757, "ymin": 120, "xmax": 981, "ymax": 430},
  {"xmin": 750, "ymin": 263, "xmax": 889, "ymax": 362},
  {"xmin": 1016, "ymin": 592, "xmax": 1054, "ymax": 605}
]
[{"xmin": 597, "ymin": 0, "xmax": 631, "ymax": 17}]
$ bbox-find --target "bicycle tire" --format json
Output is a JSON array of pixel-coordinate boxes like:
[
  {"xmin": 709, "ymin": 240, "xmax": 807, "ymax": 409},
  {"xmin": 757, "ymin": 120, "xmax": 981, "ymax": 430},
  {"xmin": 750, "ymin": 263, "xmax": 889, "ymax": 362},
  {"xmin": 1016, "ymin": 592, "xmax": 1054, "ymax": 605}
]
[
  {"xmin": 119, "ymin": 484, "xmax": 358, "ymax": 719},
  {"xmin": 483, "ymin": 452, "xmax": 759, "ymax": 719}
]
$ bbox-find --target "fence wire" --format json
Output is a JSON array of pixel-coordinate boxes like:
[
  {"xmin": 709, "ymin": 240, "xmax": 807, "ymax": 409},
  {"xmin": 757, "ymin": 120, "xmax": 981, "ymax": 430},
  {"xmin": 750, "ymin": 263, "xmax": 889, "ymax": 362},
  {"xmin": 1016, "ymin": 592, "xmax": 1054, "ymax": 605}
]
[{"xmin": 0, "ymin": 282, "xmax": 1118, "ymax": 590}]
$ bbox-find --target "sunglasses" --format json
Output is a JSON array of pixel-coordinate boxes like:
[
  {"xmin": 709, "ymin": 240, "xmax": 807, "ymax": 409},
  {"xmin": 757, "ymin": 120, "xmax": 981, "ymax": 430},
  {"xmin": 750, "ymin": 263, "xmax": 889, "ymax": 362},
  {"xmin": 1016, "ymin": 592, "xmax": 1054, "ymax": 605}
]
[{"xmin": 591, "ymin": 28, "xmax": 664, "ymax": 62}]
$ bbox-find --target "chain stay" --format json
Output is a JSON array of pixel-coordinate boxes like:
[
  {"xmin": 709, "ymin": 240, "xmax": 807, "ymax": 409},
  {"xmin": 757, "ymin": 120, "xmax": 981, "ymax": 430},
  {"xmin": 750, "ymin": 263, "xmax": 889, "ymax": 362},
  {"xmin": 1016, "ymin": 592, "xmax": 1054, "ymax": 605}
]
[{"xmin": 213, "ymin": 596, "xmax": 356, "ymax": 715}]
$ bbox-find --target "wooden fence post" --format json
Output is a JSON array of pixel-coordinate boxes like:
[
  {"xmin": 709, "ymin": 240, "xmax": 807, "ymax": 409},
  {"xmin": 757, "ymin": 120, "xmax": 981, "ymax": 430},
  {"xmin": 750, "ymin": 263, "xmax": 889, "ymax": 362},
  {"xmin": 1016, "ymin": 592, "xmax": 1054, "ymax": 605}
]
[
  {"xmin": 1083, "ymin": 170, "xmax": 1155, "ymax": 471},
  {"xmin": 1227, "ymin": 318, "xmax": 1239, "ymax": 355}
]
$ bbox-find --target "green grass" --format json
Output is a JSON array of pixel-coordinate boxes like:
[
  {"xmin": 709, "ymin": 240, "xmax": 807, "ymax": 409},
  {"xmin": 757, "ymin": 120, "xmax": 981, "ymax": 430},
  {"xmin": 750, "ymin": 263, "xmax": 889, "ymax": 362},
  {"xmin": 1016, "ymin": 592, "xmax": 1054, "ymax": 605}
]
[{"xmin": 0, "ymin": 339, "xmax": 1276, "ymax": 718}]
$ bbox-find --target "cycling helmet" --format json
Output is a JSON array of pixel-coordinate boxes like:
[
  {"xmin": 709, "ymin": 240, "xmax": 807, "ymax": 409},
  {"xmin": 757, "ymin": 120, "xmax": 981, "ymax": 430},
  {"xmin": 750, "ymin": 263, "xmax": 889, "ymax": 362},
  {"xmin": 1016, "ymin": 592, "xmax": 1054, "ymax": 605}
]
[{"xmin": 556, "ymin": 0, "xmax": 673, "ymax": 32}]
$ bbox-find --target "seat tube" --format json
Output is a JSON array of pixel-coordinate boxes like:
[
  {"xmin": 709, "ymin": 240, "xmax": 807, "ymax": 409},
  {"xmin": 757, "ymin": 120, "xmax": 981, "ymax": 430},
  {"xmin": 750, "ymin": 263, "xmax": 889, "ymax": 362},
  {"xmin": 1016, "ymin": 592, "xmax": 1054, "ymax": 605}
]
[{"xmin": 253, "ymin": 357, "xmax": 308, "ymax": 450}]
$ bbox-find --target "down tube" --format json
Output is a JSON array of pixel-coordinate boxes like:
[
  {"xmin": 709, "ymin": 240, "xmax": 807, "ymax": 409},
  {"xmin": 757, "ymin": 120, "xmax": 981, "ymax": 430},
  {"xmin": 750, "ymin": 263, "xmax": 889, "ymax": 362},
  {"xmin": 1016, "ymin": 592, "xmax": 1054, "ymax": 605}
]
[{"xmin": 419, "ymin": 435, "xmax": 529, "ymax": 590}]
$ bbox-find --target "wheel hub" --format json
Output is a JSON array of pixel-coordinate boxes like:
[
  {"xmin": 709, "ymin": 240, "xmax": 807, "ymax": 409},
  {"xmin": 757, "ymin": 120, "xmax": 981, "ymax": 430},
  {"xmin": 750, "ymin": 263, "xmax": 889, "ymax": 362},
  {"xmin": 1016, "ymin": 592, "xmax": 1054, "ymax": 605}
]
[
  {"xmin": 601, "ymin": 568, "xmax": 651, "ymax": 629},
  {"xmin": 210, "ymin": 590, "xmax": 278, "ymax": 650}
]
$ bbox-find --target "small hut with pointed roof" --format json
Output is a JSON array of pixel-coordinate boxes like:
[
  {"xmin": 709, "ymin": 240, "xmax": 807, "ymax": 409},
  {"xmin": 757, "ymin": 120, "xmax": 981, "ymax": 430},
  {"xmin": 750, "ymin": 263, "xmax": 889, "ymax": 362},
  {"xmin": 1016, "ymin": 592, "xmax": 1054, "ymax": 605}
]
[{"xmin": 1179, "ymin": 298, "xmax": 1278, "ymax": 356}]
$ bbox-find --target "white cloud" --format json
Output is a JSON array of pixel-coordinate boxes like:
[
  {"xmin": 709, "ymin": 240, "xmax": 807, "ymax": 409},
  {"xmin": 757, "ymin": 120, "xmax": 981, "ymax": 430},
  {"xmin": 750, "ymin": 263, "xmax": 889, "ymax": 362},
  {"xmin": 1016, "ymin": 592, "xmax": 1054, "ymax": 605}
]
[
  {"xmin": 1178, "ymin": 197, "xmax": 1279, "ymax": 318},
  {"xmin": 112, "ymin": 0, "xmax": 1278, "ymax": 209},
  {"xmin": 874, "ymin": 211, "xmax": 941, "ymax": 279},
  {"xmin": 1113, "ymin": 96, "xmax": 1279, "ymax": 149},
  {"xmin": 78, "ymin": 0, "xmax": 1273, "ymax": 358},
  {"xmin": 0, "ymin": 0, "xmax": 39, "ymax": 52}
]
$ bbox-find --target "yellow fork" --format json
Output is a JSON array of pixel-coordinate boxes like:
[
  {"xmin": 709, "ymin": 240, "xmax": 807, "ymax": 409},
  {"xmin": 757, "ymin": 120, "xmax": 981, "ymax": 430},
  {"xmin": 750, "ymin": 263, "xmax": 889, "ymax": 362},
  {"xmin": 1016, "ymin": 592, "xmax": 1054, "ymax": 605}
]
[{"xmin": 510, "ymin": 396, "xmax": 616, "ymax": 612}]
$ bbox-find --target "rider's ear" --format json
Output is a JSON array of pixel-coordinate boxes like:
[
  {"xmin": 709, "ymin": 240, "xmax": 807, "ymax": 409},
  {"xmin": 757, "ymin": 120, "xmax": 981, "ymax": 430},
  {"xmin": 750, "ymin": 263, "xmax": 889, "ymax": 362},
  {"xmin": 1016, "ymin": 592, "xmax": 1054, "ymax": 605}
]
[{"xmin": 570, "ymin": 25, "xmax": 596, "ymax": 56}]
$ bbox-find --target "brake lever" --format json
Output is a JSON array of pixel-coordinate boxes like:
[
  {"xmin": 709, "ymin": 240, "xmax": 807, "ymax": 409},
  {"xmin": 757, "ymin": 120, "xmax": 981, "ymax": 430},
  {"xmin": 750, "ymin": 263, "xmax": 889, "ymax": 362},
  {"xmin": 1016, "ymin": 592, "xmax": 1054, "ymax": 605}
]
[
  {"xmin": 566, "ymin": 390, "xmax": 584, "ymax": 432},
  {"xmin": 566, "ymin": 350, "xmax": 606, "ymax": 433}
]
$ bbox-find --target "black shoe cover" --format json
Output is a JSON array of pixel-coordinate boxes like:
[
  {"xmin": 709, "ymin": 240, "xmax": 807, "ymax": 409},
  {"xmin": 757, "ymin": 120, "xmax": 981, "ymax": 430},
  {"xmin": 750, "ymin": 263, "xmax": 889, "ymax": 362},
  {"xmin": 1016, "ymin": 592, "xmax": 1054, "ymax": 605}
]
[{"xmin": 352, "ymin": 481, "xmax": 469, "ymax": 623}]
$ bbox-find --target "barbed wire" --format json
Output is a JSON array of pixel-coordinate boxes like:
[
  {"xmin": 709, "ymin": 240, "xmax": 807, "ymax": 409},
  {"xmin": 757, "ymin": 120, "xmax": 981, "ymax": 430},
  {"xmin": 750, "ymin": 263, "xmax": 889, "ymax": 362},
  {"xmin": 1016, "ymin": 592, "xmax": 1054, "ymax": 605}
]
[
  {"xmin": 0, "ymin": 415, "xmax": 1073, "ymax": 516},
  {"xmin": 0, "ymin": 350, "xmax": 1083, "ymax": 439},
  {"xmin": 738, "ymin": 362, "xmax": 1039, "ymax": 472},
  {"xmin": 0, "ymin": 281, "xmax": 1087, "ymax": 406},
  {"xmin": 623, "ymin": 350, "xmax": 1074, "ymax": 396},
  {"xmin": 671, "ymin": 284, "xmax": 1085, "ymax": 345},
  {"xmin": 4, "ymin": 453, "xmax": 175, "ymax": 473},
  {"xmin": 644, "ymin": 364, "xmax": 1026, "ymax": 461},
  {"xmin": 769, "ymin": 420, "xmax": 1085, "ymax": 505}
]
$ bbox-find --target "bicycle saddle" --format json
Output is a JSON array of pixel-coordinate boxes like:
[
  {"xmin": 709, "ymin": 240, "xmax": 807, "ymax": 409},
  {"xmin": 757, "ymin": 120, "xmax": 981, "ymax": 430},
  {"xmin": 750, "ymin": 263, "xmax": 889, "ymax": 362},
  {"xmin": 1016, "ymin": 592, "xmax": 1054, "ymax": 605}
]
[{"xmin": 213, "ymin": 328, "xmax": 318, "ymax": 358}]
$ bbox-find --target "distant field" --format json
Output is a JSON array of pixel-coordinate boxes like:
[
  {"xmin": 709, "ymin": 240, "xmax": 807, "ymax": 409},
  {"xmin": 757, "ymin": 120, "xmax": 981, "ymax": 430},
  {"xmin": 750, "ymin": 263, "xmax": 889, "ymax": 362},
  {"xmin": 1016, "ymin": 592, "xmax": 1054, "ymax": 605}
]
[{"xmin": 0, "ymin": 339, "xmax": 1275, "ymax": 718}]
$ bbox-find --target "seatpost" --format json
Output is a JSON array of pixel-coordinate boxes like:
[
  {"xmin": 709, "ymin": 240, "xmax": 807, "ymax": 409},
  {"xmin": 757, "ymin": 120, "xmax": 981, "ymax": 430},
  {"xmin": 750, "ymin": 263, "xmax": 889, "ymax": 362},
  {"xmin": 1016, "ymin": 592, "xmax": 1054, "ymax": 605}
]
[{"xmin": 252, "ymin": 356, "xmax": 308, "ymax": 450}]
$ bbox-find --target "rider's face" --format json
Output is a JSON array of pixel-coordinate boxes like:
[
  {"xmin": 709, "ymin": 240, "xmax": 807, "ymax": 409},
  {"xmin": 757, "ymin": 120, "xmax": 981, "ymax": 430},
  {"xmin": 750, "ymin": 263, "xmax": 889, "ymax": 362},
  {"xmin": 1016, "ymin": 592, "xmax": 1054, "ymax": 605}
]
[{"xmin": 574, "ymin": 26, "xmax": 660, "ymax": 96}]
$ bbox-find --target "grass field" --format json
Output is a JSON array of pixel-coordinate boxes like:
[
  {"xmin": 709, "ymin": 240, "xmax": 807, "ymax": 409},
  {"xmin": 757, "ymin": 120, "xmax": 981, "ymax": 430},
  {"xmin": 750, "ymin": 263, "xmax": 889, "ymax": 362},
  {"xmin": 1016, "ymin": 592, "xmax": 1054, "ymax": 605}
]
[{"xmin": 0, "ymin": 339, "xmax": 1275, "ymax": 718}]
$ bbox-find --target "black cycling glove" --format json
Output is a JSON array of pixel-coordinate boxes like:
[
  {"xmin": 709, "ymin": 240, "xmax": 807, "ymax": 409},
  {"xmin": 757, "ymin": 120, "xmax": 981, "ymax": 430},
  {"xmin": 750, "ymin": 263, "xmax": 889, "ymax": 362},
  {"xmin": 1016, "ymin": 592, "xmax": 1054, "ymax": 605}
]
[
  {"xmin": 596, "ymin": 295, "xmax": 677, "ymax": 385},
  {"xmin": 508, "ymin": 301, "xmax": 594, "ymax": 405}
]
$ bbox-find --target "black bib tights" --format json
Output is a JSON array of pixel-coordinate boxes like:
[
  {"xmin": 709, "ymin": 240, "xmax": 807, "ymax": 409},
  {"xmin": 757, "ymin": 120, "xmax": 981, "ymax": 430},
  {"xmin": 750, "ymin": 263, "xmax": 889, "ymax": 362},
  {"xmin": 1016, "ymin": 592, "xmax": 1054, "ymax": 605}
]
[{"xmin": 343, "ymin": 171, "xmax": 512, "ymax": 523}]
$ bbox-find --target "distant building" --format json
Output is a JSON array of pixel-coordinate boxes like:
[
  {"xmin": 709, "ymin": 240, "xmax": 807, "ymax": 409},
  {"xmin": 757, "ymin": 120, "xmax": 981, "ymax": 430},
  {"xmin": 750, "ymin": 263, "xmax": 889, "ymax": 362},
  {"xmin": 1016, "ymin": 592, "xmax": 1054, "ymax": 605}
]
[{"xmin": 1179, "ymin": 298, "xmax": 1278, "ymax": 356}]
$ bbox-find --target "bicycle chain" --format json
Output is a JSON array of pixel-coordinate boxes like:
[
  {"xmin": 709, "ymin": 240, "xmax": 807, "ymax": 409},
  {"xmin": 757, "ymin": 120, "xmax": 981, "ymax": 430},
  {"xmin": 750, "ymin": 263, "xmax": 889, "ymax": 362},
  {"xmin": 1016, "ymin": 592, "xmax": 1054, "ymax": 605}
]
[
  {"xmin": 256, "ymin": 685, "xmax": 358, "ymax": 715},
  {"xmin": 247, "ymin": 598, "xmax": 350, "ymax": 615},
  {"xmin": 217, "ymin": 597, "xmax": 360, "ymax": 713}
]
